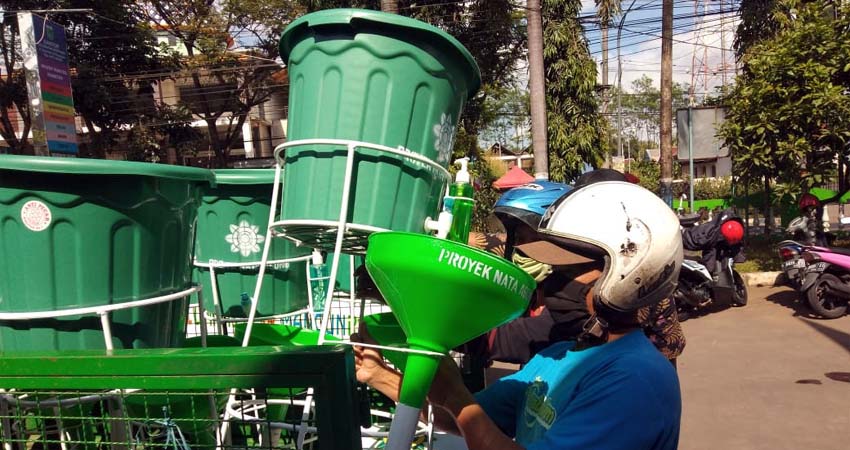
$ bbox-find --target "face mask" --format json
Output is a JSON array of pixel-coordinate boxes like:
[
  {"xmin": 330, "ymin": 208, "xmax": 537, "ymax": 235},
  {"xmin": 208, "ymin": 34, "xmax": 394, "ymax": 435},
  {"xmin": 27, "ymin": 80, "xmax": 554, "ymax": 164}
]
[{"xmin": 512, "ymin": 253, "xmax": 553, "ymax": 282}]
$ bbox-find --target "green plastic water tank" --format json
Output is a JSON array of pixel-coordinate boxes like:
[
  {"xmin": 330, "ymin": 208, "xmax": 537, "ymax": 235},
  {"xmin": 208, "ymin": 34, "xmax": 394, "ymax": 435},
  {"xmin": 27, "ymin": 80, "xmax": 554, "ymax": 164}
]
[
  {"xmin": 278, "ymin": 9, "xmax": 480, "ymax": 237},
  {"xmin": 0, "ymin": 155, "xmax": 214, "ymax": 351},
  {"xmin": 194, "ymin": 169, "xmax": 311, "ymax": 317}
]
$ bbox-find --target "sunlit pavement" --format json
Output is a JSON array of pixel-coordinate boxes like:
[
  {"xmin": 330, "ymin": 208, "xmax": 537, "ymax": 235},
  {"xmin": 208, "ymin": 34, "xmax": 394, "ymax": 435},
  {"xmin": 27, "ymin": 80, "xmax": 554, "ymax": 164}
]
[{"xmin": 679, "ymin": 285, "xmax": 850, "ymax": 450}]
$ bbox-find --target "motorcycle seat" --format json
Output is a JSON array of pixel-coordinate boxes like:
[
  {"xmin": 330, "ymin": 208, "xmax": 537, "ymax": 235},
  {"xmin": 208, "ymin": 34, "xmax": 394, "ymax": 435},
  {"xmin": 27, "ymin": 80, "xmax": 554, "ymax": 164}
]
[
  {"xmin": 678, "ymin": 214, "xmax": 701, "ymax": 227},
  {"xmin": 825, "ymin": 246, "xmax": 850, "ymax": 257}
]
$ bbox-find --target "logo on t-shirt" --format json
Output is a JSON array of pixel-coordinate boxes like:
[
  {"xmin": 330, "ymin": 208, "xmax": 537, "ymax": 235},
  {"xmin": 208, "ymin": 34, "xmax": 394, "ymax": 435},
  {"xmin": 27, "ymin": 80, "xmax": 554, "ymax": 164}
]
[{"xmin": 524, "ymin": 378, "xmax": 556, "ymax": 430}]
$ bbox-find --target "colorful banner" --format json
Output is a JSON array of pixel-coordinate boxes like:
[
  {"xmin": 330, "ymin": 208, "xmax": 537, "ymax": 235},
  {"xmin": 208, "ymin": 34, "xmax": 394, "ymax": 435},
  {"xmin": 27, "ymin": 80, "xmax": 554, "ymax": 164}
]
[{"xmin": 18, "ymin": 13, "xmax": 78, "ymax": 155}]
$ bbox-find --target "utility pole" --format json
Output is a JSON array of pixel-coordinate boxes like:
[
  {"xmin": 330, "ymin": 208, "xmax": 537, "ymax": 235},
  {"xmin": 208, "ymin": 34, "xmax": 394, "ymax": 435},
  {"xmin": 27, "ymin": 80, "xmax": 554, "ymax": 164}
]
[
  {"xmin": 527, "ymin": 0, "xmax": 549, "ymax": 180},
  {"xmin": 601, "ymin": 23, "xmax": 609, "ymax": 115},
  {"xmin": 381, "ymin": 0, "xmax": 398, "ymax": 14},
  {"xmin": 660, "ymin": 0, "xmax": 674, "ymax": 205},
  {"xmin": 617, "ymin": 0, "xmax": 638, "ymax": 163}
]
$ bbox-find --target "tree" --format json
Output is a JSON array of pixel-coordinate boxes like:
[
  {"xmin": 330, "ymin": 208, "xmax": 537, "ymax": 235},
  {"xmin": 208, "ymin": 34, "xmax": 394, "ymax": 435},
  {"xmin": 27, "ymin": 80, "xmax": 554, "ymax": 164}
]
[
  {"xmin": 733, "ymin": 0, "xmax": 795, "ymax": 62},
  {"xmin": 59, "ymin": 0, "xmax": 170, "ymax": 158},
  {"xmin": 542, "ymin": 0, "xmax": 609, "ymax": 182},
  {"xmin": 720, "ymin": 0, "xmax": 850, "ymax": 228},
  {"xmin": 0, "ymin": 1, "xmax": 169, "ymax": 157},
  {"xmin": 136, "ymin": 0, "xmax": 304, "ymax": 167},
  {"xmin": 479, "ymin": 84, "xmax": 530, "ymax": 153},
  {"xmin": 610, "ymin": 75, "xmax": 688, "ymax": 153},
  {"xmin": 0, "ymin": 1, "xmax": 47, "ymax": 155}
]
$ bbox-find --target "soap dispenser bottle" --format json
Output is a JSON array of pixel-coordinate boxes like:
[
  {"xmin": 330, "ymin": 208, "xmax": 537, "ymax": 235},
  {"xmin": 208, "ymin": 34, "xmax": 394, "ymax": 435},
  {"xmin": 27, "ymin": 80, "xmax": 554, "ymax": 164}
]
[{"xmin": 447, "ymin": 157, "xmax": 474, "ymax": 243}]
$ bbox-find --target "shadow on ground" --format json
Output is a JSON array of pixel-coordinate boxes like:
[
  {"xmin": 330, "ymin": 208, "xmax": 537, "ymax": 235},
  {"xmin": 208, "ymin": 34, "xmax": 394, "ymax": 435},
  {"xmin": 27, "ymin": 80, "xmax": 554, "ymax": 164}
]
[
  {"xmin": 799, "ymin": 319, "xmax": 850, "ymax": 356},
  {"xmin": 677, "ymin": 302, "xmax": 733, "ymax": 322},
  {"xmin": 764, "ymin": 289, "xmax": 823, "ymax": 318}
]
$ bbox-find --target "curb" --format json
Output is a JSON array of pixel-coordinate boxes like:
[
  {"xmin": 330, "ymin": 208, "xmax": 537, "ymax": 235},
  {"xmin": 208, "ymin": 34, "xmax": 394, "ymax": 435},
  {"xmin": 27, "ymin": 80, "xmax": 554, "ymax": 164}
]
[{"xmin": 740, "ymin": 271, "xmax": 785, "ymax": 288}]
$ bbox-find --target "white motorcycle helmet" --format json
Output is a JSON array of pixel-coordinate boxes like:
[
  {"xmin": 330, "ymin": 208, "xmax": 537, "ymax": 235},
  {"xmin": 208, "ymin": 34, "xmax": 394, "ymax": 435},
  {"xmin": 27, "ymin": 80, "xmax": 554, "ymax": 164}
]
[{"xmin": 517, "ymin": 181, "xmax": 683, "ymax": 314}]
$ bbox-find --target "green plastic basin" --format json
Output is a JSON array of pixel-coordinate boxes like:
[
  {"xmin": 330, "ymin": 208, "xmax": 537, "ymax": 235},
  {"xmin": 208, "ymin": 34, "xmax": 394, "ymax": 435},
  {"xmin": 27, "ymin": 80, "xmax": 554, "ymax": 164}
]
[
  {"xmin": 194, "ymin": 169, "xmax": 310, "ymax": 317},
  {"xmin": 233, "ymin": 323, "xmax": 340, "ymax": 346},
  {"xmin": 0, "ymin": 155, "xmax": 214, "ymax": 351},
  {"xmin": 278, "ymin": 9, "xmax": 480, "ymax": 234}
]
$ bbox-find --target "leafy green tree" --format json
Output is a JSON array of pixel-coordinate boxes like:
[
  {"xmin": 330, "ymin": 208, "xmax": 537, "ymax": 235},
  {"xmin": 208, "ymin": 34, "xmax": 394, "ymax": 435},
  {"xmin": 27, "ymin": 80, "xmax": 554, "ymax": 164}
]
[
  {"xmin": 721, "ymin": 0, "xmax": 850, "ymax": 189},
  {"xmin": 609, "ymin": 75, "xmax": 688, "ymax": 155},
  {"xmin": 479, "ymin": 84, "xmax": 530, "ymax": 153},
  {"xmin": 0, "ymin": 1, "xmax": 169, "ymax": 156},
  {"xmin": 136, "ymin": 0, "xmax": 304, "ymax": 167},
  {"xmin": 60, "ymin": 0, "xmax": 170, "ymax": 158},
  {"xmin": 733, "ymin": 0, "xmax": 795, "ymax": 62},
  {"xmin": 628, "ymin": 157, "xmax": 661, "ymax": 193},
  {"xmin": 543, "ymin": 0, "xmax": 608, "ymax": 182},
  {"xmin": 720, "ymin": 0, "xmax": 850, "ymax": 230}
]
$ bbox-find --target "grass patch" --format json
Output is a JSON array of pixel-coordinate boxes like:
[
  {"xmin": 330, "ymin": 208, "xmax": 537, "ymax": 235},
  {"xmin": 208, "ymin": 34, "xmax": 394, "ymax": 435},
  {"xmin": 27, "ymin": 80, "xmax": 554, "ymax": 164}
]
[{"xmin": 739, "ymin": 234, "xmax": 782, "ymax": 273}]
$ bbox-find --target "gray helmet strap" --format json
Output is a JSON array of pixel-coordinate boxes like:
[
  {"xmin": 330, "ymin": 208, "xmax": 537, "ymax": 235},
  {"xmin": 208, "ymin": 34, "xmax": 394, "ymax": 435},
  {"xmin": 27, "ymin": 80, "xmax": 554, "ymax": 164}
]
[{"xmin": 576, "ymin": 313, "xmax": 609, "ymax": 349}]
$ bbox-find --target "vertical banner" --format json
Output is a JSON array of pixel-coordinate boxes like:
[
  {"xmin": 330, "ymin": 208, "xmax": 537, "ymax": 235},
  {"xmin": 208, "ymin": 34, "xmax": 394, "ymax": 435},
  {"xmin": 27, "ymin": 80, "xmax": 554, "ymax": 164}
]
[{"xmin": 17, "ymin": 13, "xmax": 78, "ymax": 155}]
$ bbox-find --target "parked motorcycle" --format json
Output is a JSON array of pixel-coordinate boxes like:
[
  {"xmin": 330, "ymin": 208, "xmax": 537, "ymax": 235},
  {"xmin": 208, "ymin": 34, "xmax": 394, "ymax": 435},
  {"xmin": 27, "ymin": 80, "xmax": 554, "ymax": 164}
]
[
  {"xmin": 674, "ymin": 210, "xmax": 748, "ymax": 319},
  {"xmin": 777, "ymin": 193, "xmax": 834, "ymax": 291},
  {"xmin": 799, "ymin": 247, "xmax": 850, "ymax": 319},
  {"xmin": 777, "ymin": 240, "xmax": 807, "ymax": 289}
]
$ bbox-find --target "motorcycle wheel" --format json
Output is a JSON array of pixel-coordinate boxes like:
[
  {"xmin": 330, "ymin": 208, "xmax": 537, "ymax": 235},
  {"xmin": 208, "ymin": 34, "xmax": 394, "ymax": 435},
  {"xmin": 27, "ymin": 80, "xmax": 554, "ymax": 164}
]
[
  {"xmin": 806, "ymin": 273, "xmax": 849, "ymax": 319},
  {"xmin": 731, "ymin": 271, "xmax": 748, "ymax": 307}
]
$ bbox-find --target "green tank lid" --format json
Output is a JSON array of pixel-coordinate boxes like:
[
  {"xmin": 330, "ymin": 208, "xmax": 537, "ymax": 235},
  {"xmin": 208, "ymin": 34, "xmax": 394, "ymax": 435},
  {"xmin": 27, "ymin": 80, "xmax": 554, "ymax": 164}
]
[
  {"xmin": 213, "ymin": 169, "xmax": 277, "ymax": 185},
  {"xmin": 0, "ymin": 155, "xmax": 215, "ymax": 183},
  {"xmin": 280, "ymin": 8, "xmax": 481, "ymax": 97}
]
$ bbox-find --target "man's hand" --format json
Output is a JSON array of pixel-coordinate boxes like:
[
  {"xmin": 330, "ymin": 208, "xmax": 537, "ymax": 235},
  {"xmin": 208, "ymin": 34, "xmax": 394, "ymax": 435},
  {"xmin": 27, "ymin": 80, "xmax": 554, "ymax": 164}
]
[
  {"xmin": 351, "ymin": 323, "xmax": 392, "ymax": 385},
  {"xmin": 426, "ymin": 355, "xmax": 471, "ymax": 412}
]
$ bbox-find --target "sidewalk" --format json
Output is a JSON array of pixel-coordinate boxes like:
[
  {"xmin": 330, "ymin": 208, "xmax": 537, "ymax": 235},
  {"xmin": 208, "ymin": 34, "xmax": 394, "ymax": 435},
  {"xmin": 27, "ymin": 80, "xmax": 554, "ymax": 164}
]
[{"xmin": 679, "ymin": 285, "xmax": 850, "ymax": 450}]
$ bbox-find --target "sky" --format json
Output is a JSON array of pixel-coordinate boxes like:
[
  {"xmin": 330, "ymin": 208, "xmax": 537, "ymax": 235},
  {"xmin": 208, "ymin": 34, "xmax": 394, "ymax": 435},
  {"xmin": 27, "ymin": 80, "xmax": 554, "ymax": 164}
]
[
  {"xmin": 481, "ymin": 0, "xmax": 741, "ymax": 150},
  {"xmin": 579, "ymin": 0, "xmax": 741, "ymax": 97}
]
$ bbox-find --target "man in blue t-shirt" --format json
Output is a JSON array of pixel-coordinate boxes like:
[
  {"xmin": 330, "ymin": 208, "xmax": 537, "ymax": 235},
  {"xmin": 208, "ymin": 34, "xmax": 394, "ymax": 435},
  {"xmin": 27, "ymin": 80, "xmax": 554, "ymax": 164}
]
[{"xmin": 354, "ymin": 181, "xmax": 683, "ymax": 449}]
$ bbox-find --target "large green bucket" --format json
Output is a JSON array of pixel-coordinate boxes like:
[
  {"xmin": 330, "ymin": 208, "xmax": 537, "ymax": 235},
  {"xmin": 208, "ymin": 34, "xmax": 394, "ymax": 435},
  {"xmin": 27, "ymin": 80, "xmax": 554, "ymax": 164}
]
[
  {"xmin": 194, "ymin": 169, "xmax": 310, "ymax": 317},
  {"xmin": 0, "ymin": 155, "xmax": 214, "ymax": 351},
  {"xmin": 278, "ymin": 9, "xmax": 481, "ymax": 239}
]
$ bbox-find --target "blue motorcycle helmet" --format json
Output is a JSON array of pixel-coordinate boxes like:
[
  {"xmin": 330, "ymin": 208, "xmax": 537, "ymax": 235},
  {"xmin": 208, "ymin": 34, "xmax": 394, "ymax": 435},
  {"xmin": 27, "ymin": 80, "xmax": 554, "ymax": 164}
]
[{"xmin": 494, "ymin": 180, "xmax": 572, "ymax": 259}]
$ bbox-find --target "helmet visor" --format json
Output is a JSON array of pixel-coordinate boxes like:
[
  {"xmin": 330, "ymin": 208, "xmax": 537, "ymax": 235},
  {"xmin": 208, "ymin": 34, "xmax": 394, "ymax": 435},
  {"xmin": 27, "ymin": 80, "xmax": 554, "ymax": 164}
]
[{"xmin": 515, "ymin": 238, "xmax": 600, "ymax": 266}]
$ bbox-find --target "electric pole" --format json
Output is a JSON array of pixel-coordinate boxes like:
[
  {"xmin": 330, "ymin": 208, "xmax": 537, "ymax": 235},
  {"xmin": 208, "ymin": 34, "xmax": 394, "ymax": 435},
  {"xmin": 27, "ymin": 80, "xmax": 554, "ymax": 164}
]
[
  {"xmin": 601, "ymin": 22, "xmax": 609, "ymax": 115},
  {"xmin": 527, "ymin": 0, "xmax": 549, "ymax": 180},
  {"xmin": 381, "ymin": 0, "xmax": 398, "ymax": 14},
  {"xmin": 660, "ymin": 0, "xmax": 673, "ymax": 205}
]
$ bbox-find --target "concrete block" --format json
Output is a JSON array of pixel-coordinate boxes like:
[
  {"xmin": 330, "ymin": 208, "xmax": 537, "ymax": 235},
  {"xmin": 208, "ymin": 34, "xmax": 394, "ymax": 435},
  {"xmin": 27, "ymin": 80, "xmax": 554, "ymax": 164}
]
[{"xmin": 741, "ymin": 271, "xmax": 785, "ymax": 287}]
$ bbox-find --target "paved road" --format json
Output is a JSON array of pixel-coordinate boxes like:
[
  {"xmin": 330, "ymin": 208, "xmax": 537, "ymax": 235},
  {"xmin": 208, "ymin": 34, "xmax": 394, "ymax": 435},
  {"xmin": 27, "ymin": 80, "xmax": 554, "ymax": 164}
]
[{"xmin": 679, "ymin": 285, "xmax": 850, "ymax": 450}]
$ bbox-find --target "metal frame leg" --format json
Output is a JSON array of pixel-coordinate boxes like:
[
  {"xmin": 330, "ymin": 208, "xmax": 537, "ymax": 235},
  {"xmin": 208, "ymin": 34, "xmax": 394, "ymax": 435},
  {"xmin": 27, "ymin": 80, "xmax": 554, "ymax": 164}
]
[
  {"xmin": 208, "ymin": 265, "xmax": 226, "ymax": 335},
  {"xmin": 1, "ymin": 395, "xmax": 13, "ymax": 450},
  {"xmin": 197, "ymin": 289, "xmax": 208, "ymax": 346},
  {"xmin": 100, "ymin": 312, "xmax": 114, "ymax": 351}
]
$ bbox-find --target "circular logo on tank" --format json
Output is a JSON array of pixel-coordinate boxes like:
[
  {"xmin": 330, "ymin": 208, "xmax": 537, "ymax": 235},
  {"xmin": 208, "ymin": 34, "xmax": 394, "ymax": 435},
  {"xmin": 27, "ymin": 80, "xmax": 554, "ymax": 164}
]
[{"xmin": 21, "ymin": 200, "xmax": 52, "ymax": 232}]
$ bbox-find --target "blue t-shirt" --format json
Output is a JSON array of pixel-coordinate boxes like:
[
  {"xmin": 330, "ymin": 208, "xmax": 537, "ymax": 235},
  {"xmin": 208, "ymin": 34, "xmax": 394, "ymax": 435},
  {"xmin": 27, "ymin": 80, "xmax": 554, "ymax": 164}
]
[{"xmin": 475, "ymin": 330, "xmax": 681, "ymax": 450}]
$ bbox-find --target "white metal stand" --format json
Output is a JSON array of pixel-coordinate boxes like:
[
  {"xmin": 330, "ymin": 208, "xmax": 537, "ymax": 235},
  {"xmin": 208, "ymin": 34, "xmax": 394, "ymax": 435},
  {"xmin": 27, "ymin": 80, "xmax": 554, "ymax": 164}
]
[
  {"xmin": 219, "ymin": 138, "xmax": 449, "ymax": 450},
  {"xmin": 193, "ymin": 255, "xmax": 314, "ymax": 335},
  {"xmin": 0, "ymin": 286, "xmax": 200, "ymax": 351}
]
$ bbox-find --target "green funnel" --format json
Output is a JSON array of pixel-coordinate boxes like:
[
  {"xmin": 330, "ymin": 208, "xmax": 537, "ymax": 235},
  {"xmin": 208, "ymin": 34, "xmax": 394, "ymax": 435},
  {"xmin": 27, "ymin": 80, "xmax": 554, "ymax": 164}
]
[
  {"xmin": 365, "ymin": 232, "xmax": 534, "ymax": 449},
  {"xmin": 362, "ymin": 312, "xmax": 408, "ymax": 370}
]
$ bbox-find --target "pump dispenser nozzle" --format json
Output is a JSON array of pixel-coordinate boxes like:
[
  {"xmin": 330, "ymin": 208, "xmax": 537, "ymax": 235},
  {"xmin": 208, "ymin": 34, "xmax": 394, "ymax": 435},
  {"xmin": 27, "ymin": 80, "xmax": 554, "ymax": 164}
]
[{"xmin": 454, "ymin": 157, "xmax": 470, "ymax": 184}]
